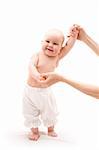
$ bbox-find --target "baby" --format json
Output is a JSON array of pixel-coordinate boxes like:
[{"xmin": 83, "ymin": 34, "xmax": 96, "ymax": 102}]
[{"xmin": 23, "ymin": 25, "xmax": 79, "ymax": 141}]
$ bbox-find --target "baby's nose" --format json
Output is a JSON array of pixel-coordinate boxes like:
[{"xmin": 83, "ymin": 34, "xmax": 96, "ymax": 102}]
[{"xmin": 49, "ymin": 42, "xmax": 53, "ymax": 47}]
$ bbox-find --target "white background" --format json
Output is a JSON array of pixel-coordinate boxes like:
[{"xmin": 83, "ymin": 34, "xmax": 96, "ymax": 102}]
[{"xmin": 0, "ymin": 0, "xmax": 99, "ymax": 150}]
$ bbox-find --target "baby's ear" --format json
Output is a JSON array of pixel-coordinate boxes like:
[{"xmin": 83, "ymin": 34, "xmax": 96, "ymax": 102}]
[{"xmin": 41, "ymin": 40, "xmax": 44, "ymax": 44}]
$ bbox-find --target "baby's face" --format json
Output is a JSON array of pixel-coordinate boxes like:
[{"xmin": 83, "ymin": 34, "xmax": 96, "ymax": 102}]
[{"xmin": 41, "ymin": 30, "xmax": 64, "ymax": 57}]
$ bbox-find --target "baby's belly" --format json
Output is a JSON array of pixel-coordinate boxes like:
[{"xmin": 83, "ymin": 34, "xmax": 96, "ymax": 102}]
[
  {"xmin": 37, "ymin": 65, "xmax": 55, "ymax": 73},
  {"xmin": 27, "ymin": 77, "xmax": 42, "ymax": 88},
  {"xmin": 27, "ymin": 66, "xmax": 56, "ymax": 88}
]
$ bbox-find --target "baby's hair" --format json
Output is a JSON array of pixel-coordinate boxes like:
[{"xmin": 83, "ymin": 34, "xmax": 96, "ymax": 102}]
[{"xmin": 44, "ymin": 28, "xmax": 65, "ymax": 45}]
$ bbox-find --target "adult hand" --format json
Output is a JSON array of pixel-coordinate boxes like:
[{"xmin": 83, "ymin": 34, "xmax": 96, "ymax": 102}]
[
  {"xmin": 77, "ymin": 26, "xmax": 99, "ymax": 55},
  {"xmin": 77, "ymin": 27, "xmax": 88, "ymax": 41},
  {"xmin": 39, "ymin": 72, "xmax": 63, "ymax": 88}
]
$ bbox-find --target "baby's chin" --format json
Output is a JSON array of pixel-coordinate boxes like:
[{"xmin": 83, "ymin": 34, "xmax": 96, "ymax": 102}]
[{"xmin": 45, "ymin": 51, "xmax": 57, "ymax": 57}]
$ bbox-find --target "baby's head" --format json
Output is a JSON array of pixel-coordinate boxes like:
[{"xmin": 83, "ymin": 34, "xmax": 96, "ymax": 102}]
[{"xmin": 41, "ymin": 29, "xmax": 64, "ymax": 57}]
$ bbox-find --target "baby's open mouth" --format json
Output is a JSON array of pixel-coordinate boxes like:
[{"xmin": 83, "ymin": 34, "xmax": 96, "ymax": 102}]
[{"xmin": 47, "ymin": 48, "xmax": 54, "ymax": 52}]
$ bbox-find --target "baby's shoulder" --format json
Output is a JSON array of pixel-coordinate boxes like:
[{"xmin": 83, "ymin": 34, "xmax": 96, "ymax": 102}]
[
  {"xmin": 31, "ymin": 52, "xmax": 39, "ymax": 58},
  {"xmin": 30, "ymin": 52, "xmax": 39, "ymax": 65},
  {"xmin": 30, "ymin": 52, "xmax": 39, "ymax": 61}
]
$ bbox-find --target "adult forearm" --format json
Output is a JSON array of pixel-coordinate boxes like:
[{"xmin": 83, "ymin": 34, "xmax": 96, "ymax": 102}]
[
  {"xmin": 62, "ymin": 77, "xmax": 99, "ymax": 99},
  {"xmin": 82, "ymin": 34, "xmax": 99, "ymax": 56},
  {"xmin": 39, "ymin": 73, "xmax": 99, "ymax": 99}
]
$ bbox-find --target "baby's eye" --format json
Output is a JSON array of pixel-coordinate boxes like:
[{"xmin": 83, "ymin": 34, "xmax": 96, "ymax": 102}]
[
  {"xmin": 53, "ymin": 42, "xmax": 58, "ymax": 45},
  {"xmin": 46, "ymin": 40, "xmax": 50, "ymax": 43}
]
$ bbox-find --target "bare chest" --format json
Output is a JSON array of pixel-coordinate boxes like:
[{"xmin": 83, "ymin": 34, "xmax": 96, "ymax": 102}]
[{"xmin": 37, "ymin": 55, "xmax": 58, "ymax": 73}]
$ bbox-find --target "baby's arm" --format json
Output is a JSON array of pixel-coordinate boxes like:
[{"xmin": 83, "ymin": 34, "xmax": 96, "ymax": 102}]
[
  {"xmin": 58, "ymin": 25, "xmax": 79, "ymax": 59},
  {"xmin": 78, "ymin": 27, "xmax": 99, "ymax": 56},
  {"xmin": 28, "ymin": 54, "xmax": 41, "ymax": 81}
]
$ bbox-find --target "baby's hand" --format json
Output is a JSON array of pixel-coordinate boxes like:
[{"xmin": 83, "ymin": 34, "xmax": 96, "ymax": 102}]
[
  {"xmin": 33, "ymin": 73, "xmax": 47, "ymax": 81},
  {"xmin": 71, "ymin": 25, "xmax": 87, "ymax": 41},
  {"xmin": 67, "ymin": 24, "xmax": 79, "ymax": 39},
  {"xmin": 37, "ymin": 74, "xmax": 48, "ymax": 88},
  {"xmin": 33, "ymin": 74, "xmax": 43, "ymax": 81},
  {"xmin": 39, "ymin": 75, "xmax": 47, "ymax": 81}
]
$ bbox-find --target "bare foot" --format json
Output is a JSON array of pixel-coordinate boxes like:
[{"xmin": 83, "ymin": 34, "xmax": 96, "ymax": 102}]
[
  {"xmin": 48, "ymin": 131, "xmax": 58, "ymax": 137},
  {"xmin": 28, "ymin": 132, "xmax": 40, "ymax": 141},
  {"xmin": 48, "ymin": 126, "xmax": 57, "ymax": 137}
]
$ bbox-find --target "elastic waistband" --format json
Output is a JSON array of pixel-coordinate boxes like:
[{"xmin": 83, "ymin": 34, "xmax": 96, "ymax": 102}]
[{"xmin": 25, "ymin": 83, "xmax": 51, "ymax": 92}]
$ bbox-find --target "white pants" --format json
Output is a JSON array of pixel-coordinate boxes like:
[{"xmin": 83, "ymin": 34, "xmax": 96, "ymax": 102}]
[{"xmin": 23, "ymin": 84, "xmax": 58, "ymax": 128}]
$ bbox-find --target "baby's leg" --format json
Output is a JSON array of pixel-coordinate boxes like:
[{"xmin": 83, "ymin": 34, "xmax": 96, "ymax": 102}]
[
  {"xmin": 28, "ymin": 128, "xmax": 40, "ymax": 141},
  {"xmin": 23, "ymin": 89, "xmax": 41, "ymax": 141},
  {"xmin": 48, "ymin": 126, "xmax": 57, "ymax": 137}
]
